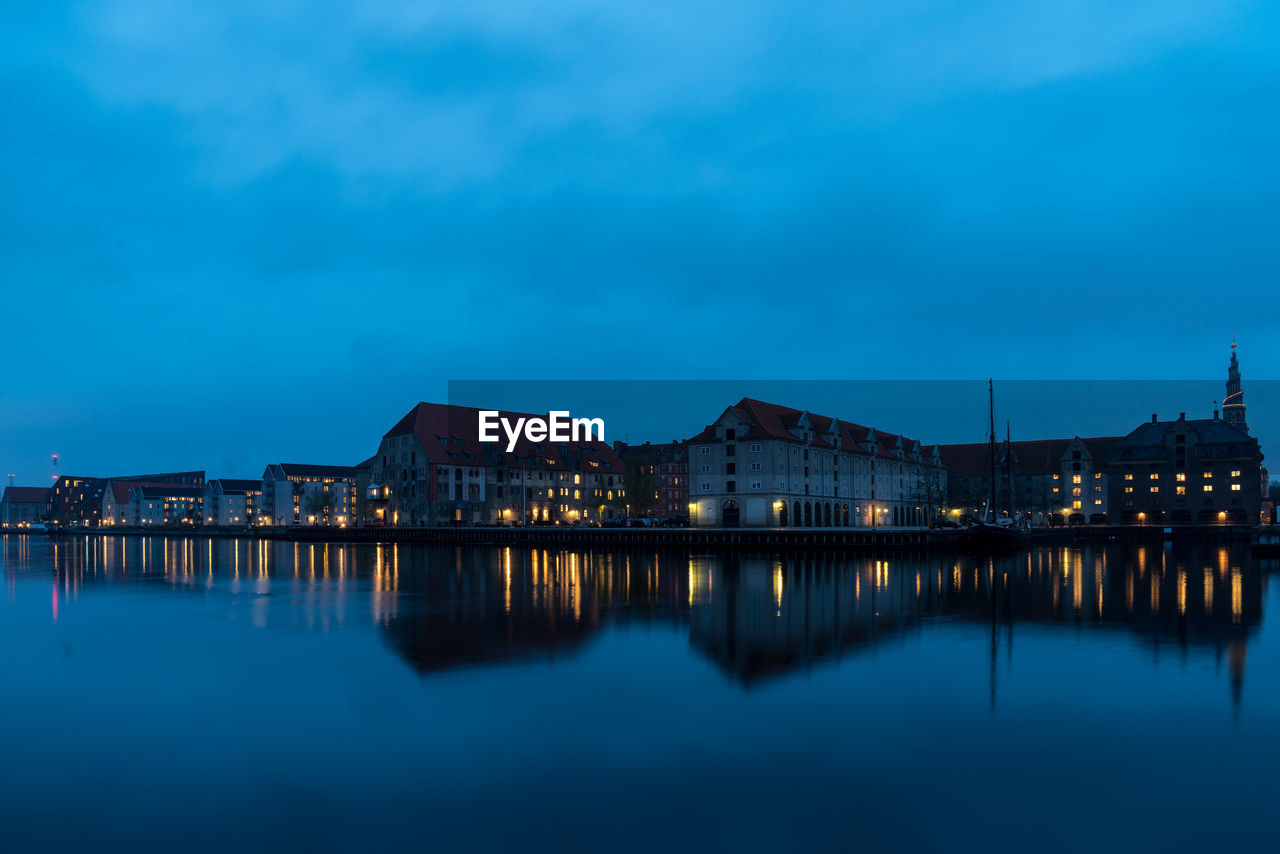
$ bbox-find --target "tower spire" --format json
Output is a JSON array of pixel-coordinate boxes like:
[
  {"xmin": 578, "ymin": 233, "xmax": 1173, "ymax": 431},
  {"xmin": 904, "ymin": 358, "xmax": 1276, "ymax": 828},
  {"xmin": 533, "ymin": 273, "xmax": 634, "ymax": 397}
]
[{"xmin": 1223, "ymin": 338, "xmax": 1247, "ymax": 432}]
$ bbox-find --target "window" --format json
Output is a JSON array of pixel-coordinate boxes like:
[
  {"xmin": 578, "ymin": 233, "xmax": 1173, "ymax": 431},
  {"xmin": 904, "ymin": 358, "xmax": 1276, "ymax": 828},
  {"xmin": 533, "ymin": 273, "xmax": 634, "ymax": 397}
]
[
  {"xmin": 750, "ymin": 462, "xmax": 762, "ymax": 472},
  {"xmin": 1203, "ymin": 471, "xmax": 1213, "ymax": 478},
  {"xmin": 751, "ymin": 481, "xmax": 761, "ymax": 490},
  {"xmin": 1094, "ymin": 499, "xmax": 1103, "ymax": 505},
  {"xmin": 1231, "ymin": 483, "xmax": 1242, "ymax": 491},
  {"xmin": 724, "ymin": 429, "xmax": 735, "ymax": 440},
  {"xmin": 1176, "ymin": 473, "xmax": 1185, "ymax": 482},
  {"xmin": 750, "ymin": 443, "xmax": 761, "ymax": 452},
  {"xmin": 1052, "ymin": 473, "xmax": 1060, "ymax": 480},
  {"xmin": 1094, "ymin": 473, "xmax": 1102, "ymax": 479},
  {"xmin": 1072, "ymin": 500, "xmax": 1081, "ymax": 510},
  {"xmin": 700, "ymin": 464, "xmax": 709, "ymax": 473},
  {"xmin": 1072, "ymin": 475, "xmax": 1082, "ymax": 484},
  {"xmin": 1231, "ymin": 469, "xmax": 1241, "ymax": 477},
  {"xmin": 1125, "ymin": 487, "xmax": 1133, "ymax": 494},
  {"xmin": 1176, "ymin": 486, "xmax": 1186, "ymax": 495},
  {"xmin": 700, "ymin": 482, "xmax": 711, "ymax": 492},
  {"xmin": 1149, "ymin": 486, "xmax": 1159, "ymax": 493},
  {"xmin": 1149, "ymin": 473, "xmax": 1159, "ymax": 480},
  {"xmin": 699, "ymin": 447, "xmax": 709, "ymax": 456},
  {"xmin": 1203, "ymin": 485, "xmax": 1213, "ymax": 492},
  {"xmin": 1124, "ymin": 474, "xmax": 1133, "ymax": 481}
]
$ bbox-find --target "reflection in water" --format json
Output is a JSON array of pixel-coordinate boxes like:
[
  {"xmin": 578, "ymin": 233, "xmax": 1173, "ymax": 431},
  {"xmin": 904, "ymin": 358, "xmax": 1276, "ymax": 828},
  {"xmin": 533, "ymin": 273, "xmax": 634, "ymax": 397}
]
[{"xmin": 1, "ymin": 535, "xmax": 1269, "ymax": 706}]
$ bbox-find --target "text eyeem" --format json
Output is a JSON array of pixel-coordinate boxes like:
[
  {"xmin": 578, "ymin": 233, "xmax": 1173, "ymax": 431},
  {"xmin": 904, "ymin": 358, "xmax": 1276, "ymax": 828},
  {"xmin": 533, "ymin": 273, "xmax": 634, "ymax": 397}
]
[{"xmin": 478, "ymin": 411, "xmax": 605, "ymax": 452}]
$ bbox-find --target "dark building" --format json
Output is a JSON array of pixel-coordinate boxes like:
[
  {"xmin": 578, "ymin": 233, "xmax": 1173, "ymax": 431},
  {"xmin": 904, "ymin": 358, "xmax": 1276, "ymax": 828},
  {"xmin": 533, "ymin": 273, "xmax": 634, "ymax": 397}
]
[
  {"xmin": 1, "ymin": 486, "xmax": 49, "ymax": 527},
  {"xmin": 1105, "ymin": 412, "xmax": 1262, "ymax": 524},
  {"xmin": 941, "ymin": 436, "xmax": 1119, "ymax": 525},
  {"xmin": 612, "ymin": 440, "xmax": 688, "ymax": 518},
  {"xmin": 45, "ymin": 471, "xmax": 204, "ymax": 527}
]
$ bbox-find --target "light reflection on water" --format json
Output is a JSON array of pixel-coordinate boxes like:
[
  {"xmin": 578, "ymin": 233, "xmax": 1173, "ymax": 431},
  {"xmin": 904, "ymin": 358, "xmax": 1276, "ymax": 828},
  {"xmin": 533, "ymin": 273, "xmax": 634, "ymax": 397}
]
[{"xmin": 1, "ymin": 533, "xmax": 1278, "ymax": 852}]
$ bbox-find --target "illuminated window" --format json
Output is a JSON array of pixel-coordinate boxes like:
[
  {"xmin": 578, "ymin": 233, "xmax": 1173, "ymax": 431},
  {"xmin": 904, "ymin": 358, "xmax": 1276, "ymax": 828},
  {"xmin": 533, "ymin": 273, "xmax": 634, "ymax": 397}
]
[
  {"xmin": 1072, "ymin": 500, "xmax": 1081, "ymax": 510},
  {"xmin": 1149, "ymin": 473, "xmax": 1159, "ymax": 480},
  {"xmin": 1231, "ymin": 483, "xmax": 1242, "ymax": 491},
  {"xmin": 1176, "ymin": 473, "xmax": 1186, "ymax": 482},
  {"xmin": 1094, "ymin": 473, "xmax": 1102, "ymax": 479},
  {"xmin": 1203, "ymin": 485, "xmax": 1213, "ymax": 492},
  {"xmin": 1150, "ymin": 486, "xmax": 1159, "ymax": 493},
  {"xmin": 1072, "ymin": 475, "xmax": 1081, "ymax": 484},
  {"xmin": 1094, "ymin": 499, "xmax": 1103, "ymax": 505},
  {"xmin": 1072, "ymin": 488, "xmax": 1081, "ymax": 497},
  {"xmin": 1203, "ymin": 472, "xmax": 1212, "ymax": 478},
  {"xmin": 1230, "ymin": 469, "xmax": 1241, "ymax": 477},
  {"xmin": 1124, "ymin": 474, "xmax": 1133, "ymax": 481},
  {"xmin": 1176, "ymin": 486, "xmax": 1186, "ymax": 495},
  {"xmin": 1124, "ymin": 487, "xmax": 1133, "ymax": 493},
  {"xmin": 1052, "ymin": 474, "xmax": 1059, "ymax": 480}
]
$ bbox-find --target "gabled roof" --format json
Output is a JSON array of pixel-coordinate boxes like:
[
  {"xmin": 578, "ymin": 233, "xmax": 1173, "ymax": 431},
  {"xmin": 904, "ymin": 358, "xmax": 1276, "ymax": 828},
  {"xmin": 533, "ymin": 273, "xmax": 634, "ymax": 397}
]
[
  {"xmin": 209, "ymin": 479, "xmax": 261, "ymax": 494},
  {"xmin": 130, "ymin": 485, "xmax": 205, "ymax": 499},
  {"xmin": 1, "ymin": 486, "xmax": 48, "ymax": 504},
  {"xmin": 687, "ymin": 397, "xmax": 940, "ymax": 465},
  {"xmin": 270, "ymin": 463, "xmax": 359, "ymax": 479},
  {"xmin": 383, "ymin": 402, "xmax": 624, "ymax": 473}
]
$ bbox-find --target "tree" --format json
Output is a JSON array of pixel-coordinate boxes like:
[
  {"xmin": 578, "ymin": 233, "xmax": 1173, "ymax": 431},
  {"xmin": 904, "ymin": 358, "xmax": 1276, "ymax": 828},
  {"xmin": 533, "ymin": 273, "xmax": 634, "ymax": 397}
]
[
  {"xmin": 302, "ymin": 487, "xmax": 332, "ymax": 522},
  {"xmin": 620, "ymin": 456, "xmax": 658, "ymax": 518}
]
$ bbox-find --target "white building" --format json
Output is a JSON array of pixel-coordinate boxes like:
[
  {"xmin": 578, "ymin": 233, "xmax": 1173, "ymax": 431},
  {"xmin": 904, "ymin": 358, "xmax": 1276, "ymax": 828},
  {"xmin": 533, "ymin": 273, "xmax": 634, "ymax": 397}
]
[
  {"xmin": 686, "ymin": 398, "xmax": 945, "ymax": 528},
  {"xmin": 261, "ymin": 463, "xmax": 357, "ymax": 526},
  {"xmin": 129, "ymin": 485, "xmax": 204, "ymax": 526},
  {"xmin": 203, "ymin": 479, "xmax": 262, "ymax": 526}
]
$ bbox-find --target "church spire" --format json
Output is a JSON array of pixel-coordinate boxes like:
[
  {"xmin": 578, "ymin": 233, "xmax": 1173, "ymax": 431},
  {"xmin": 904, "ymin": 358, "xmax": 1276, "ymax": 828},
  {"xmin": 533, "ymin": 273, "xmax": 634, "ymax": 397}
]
[{"xmin": 1223, "ymin": 337, "xmax": 1247, "ymax": 432}]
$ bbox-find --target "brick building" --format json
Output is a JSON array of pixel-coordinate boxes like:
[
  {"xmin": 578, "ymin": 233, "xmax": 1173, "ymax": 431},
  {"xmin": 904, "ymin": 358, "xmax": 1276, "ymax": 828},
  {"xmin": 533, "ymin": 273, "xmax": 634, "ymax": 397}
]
[
  {"xmin": 612, "ymin": 440, "xmax": 688, "ymax": 518},
  {"xmin": 369, "ymin": 402, "xmax": 626, "ymax": 526}
]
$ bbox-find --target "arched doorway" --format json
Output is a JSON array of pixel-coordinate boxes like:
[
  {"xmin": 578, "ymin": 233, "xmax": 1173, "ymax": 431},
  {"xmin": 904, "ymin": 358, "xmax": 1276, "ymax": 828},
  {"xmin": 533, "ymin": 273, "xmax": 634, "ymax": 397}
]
[
  {"xmin": 842, "ymin": 504, "xmax": 850, "ymax": 526},
  {"xmin": 793, "ymin": 501, "xmax": 802, "ymax": 527},
  {"xmin": 804, "ymin": 502, "xmax": 813, "ymax": 526},
  {"xmin": 778, "ymin": 501, "xmax": 788, "ymax": 527},
  {"xmin": 824, "ymin": 503, "xmax": 832, "ymax": 526},
  {"xmin": 722, "ymin": 500, "xmax": 740, "ymax": 528}
]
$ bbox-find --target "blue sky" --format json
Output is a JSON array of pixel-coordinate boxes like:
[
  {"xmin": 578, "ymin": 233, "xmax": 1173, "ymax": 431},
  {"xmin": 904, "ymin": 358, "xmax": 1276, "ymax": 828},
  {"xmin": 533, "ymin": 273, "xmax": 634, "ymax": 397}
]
[{"xmin": 2, "ymin": 1, "xmax": 1278, "ymax": 482}]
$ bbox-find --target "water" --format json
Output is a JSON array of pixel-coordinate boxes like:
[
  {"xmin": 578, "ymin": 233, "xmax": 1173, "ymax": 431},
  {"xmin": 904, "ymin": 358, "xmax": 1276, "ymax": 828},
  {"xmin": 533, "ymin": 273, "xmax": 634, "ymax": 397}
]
[{"xmin": 1, "ymin": 534, "xmax": 1277, "ymax": 852}]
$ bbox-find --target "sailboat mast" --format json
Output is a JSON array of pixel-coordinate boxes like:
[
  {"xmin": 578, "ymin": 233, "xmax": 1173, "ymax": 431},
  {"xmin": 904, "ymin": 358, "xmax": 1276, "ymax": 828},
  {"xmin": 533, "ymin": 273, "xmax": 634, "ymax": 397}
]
[{"xmin": 988, "ymin": 379, "xmax": 996, "ymax": 522}]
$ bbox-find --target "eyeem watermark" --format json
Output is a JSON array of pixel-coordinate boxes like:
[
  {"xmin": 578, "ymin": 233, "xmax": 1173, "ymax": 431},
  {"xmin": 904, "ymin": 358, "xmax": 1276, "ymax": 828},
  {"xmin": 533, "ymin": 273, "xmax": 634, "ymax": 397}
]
[{"xmin": 478, "ymin": 410, "xmax": 605, "ymax": 451}]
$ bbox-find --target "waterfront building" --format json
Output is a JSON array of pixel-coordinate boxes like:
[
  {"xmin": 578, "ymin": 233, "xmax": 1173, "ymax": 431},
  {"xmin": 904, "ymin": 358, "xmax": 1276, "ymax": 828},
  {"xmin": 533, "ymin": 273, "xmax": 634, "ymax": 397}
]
[
  {"xmin": 685, "ymin": 398, "xmax": 945, "ymax": 528},
  {"xmin": 1, "ymin": 486, "xmax": 48, "ymax": 527},
  {"xmin": 1106, "ymin": 411, "xmax": 1263, "ymax": 525},
  {"xmin": 261, "ymin": 464, "xmax": 358, "ymax": 526},
  {"xmin": 612, "ymin": 440, "xmax": 688, "ymax": 518},
  {"xmin": 129, "ymin": 485, "xmax": 204, "ymax": 526},
  {"xmin": 202, "ymin": 479, "xmax": 263, "ymax": 526},
  {"xmin": 940, "ymin": 436, "xmax": 1119, "ymax": 526},
  {"xmin": 369, "ymin": 402, "xmax": 626, "ymax": 526},
  {"xmin": 46, "ymin": 471, "xmax": 204, "ymax": 527}
]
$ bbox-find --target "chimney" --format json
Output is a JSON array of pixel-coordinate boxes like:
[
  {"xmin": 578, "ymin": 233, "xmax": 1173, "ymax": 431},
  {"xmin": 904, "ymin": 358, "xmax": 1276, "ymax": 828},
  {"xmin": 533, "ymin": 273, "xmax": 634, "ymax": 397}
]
[
  {"xmin": 1214, "ymin": 409, "xmax": 1220, "ymax": 420},
  {"xmin": 1151, "ymin": 413, "xmax": 1158, "ymax": 424},
  {"xmin": 1178, "ymin": 412, "xmax": 1186, "ymax": 421}
]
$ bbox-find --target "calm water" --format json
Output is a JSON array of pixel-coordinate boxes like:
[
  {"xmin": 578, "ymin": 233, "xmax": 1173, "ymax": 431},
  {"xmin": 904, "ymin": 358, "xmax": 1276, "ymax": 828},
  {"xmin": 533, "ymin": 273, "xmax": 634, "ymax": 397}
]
[{"xmin": 2, "ymin": 534, "xmax": 1277, "ymax": 852}]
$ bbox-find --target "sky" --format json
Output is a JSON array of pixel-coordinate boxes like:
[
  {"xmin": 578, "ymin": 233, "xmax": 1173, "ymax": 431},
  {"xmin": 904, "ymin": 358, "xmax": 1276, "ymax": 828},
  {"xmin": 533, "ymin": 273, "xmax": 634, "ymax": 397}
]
[{"xmin": 2, "ymin": 1, "xmax": 1278, "ymax": 483}]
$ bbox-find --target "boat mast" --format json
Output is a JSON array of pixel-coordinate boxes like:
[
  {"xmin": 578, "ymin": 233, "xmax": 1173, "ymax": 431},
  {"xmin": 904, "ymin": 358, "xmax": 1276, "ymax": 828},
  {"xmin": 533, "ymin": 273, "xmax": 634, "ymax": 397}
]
[{"xmin": 988, "ymin": 379, "xmax": 996, "ymax": 523}]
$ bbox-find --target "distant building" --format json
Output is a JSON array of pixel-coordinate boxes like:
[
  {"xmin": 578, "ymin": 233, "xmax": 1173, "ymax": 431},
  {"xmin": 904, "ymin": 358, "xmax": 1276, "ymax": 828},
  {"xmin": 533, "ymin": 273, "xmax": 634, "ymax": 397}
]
[
  {"xmin": 685, "ymin": 398, "xmax": 945, "ymax": 528},
  {"xmin": 369, "ymin": 402, "xmax": 626, "ymax": 526},
  {"xmin": 130, "ymin": 485, "xmax": 204, "ymax": 526},
  {"xmin": 613, "ymin": 440, "xmax": 688, "ymax": 518},
  {"xmin": 47, "ymin": 471, "xmax": 204, "ymax": 527},
  {"xmin": 1, "ymin": 486, "xmax": 48, "ymax": 527},
  {"xmin": 261, "ymin": 464, "xmax": 357, "ymax": 526},
  {"xmin": 1223, "ymin": 338, "xmax": 1248, "ymax": 432},
  {"xmin": 202, "ymin": 479, "xmax": 262, "ymax": 526},
  {"xmin": 1106, "ymin": 411, "xmax": 1263, "ymax": 525},
  {"xmin": 940, "ymin": 436, "xmax": 1119, "ymax": 525}
]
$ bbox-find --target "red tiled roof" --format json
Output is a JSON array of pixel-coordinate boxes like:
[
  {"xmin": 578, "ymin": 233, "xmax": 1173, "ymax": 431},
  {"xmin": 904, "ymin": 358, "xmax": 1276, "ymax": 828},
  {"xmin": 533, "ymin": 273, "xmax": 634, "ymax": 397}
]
[
  {"xmin": 1, "ymin": 486, "xmax": 48, "ymax": 504},
  {"xmin": 385, "ymin": 402, "xmax": 624, "ymax": 473},
  {"xmin": 687, "ymin": 398, "xmax": 939, "ymax": 465}
]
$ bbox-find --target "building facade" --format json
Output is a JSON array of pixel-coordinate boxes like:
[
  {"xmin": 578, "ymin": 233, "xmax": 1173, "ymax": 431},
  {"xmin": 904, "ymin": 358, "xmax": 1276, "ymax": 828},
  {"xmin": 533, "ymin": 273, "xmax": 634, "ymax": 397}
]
[
  {"xmin": 685, "ymin": 398, "xmax": 945, "ymax": 528},
  {"xmin": 1, "ymin": 486, "xmax": 48, "ymax": 527},
  {"xmin": 941, "ymin": 436, "xmax": 1119, "ymax": 526},
  {"xmin": 130, "ymin": 485, "xmax": 204, "ymax": 526},
  {"xmin": 202, "ymin": 479, "xmax": 262, "ymax": 526},
  {"xmin": 261, "ymin": 464, "xmax": 357, "ymax": 526},
  {"xmin": 612, "ymin": 440, "xmax": 688, "ymax": 518},
  {"xmin": 47, "ymin": 471, "xmax": 204, "ymax": 527},
  {"xmin": 1106, "ymin": 412, "xmax": 1263, "ymax": 525},
  {"xmin": 369, "ymin": 402, "xmax": 626, "ymax": 526}
]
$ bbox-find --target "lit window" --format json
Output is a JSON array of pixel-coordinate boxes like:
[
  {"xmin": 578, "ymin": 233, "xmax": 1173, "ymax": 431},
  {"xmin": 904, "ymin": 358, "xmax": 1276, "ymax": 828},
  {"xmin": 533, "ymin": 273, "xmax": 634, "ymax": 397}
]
[
  {"xmin": 1072, "ymin": 500, "xmax": 1081, "ymax": 510},
  {"xmin": 1150, "ymin": 486, "xmax": 1159, "ymax": 493},
  {"xmin": 1052, "ymin": 474, "xmax": 1059, "ymax": 480},
  {"xmin": 1125, "ymin": 487, "xmax": 1133, "ymax": 493},
  {"xmin": 1230, "ymin": 470, "xmax": 1241, "ymax": 478},
  {"xmin": 1203, "ymin": 485, "xmax": 1213, "ymax": 492},
  {"xmin": 1072, "ymin": 475, "xmax": 1081, "ymax": 484},
  {"xmin": 1124, "ymin": 474, "xmax": 1133, "ymax": 481},
  {"xmin": 1231, "ymin": 483, "xmax": 1242, "ymax": 491},
  {"xmin": 1176, "ymin": 473, "xmax": 1186, "ymax": 482},
  {"xmin": 1094, "ymin": 499, "xmax": 1103, "ymax": 505},
  {"xmin": 1203, "ymin": 472, "xmax": 1213, "ymax": 478},
  {"xmin": 1149, "ymin": 473, "xmax": 1159, "ymax": 480},
  {"xmin": 1176, "ymin": 486, "xmax": 1186, "ymax": 495}
]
